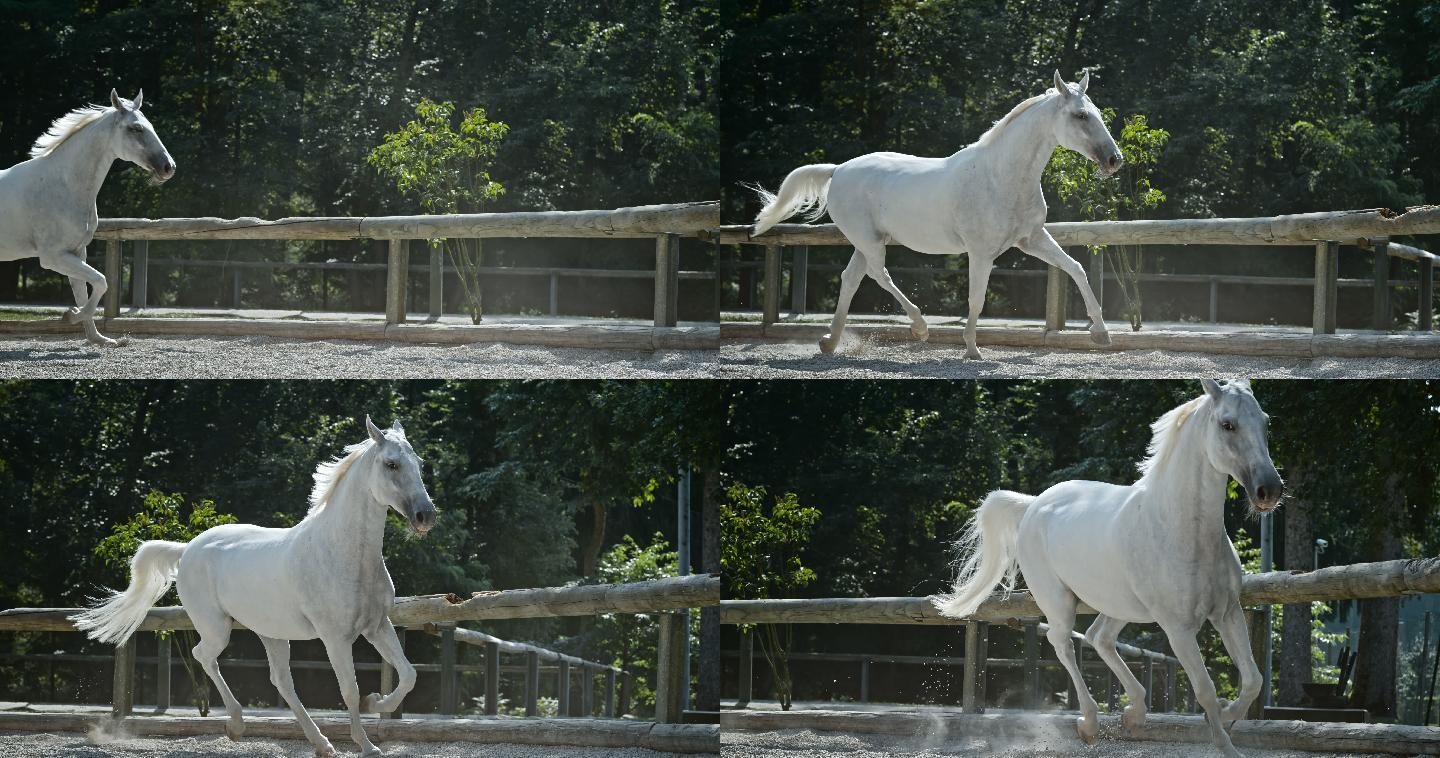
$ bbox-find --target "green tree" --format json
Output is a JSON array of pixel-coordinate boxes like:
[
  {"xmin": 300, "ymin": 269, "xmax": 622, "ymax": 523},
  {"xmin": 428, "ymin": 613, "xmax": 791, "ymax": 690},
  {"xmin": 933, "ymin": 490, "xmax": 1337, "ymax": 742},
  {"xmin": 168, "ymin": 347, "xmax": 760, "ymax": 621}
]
[
  {"xmin": 369, "ymin": 99, "xmax": 509, "ymax": 322},
  {"xmin": 590, "ymin": 533, "xmax": 681, "ymax": 717}
]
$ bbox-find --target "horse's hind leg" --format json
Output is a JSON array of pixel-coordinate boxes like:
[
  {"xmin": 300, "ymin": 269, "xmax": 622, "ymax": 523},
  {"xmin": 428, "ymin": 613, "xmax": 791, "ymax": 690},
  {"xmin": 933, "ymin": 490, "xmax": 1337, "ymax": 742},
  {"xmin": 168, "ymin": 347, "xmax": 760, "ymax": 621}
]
[
  {"xmin": 865, "ymin": 256, "xmax": 928, "ymax": 342},
  {"xmin": 1085, "ymin": 615, "xmax": 1148, "ymax": 733},
  {"xmin": 189, "ymin": 613, "xmax": 246, "ymax": 741},
  {"xmin": 1212, "ymin": 603, "xmax": 1262, "ymax": 727},
  {"xmin": 819, "ymin": 249, "xmax": 867, "ymax": 353},
  {"xmin": 362, "ymin": 622, "xmax": 416, "ymax": 714},
  {"xmin": 321, "ymin": 633, "xmax": 382, "ymax": 756},
  {"xmin": 1159, "ymin": 619, "xmax": 1244, "ymax": 758},
  {"xmin": 63, "ymin": 248, "xmax": 88, "ymax": 323},
  {"xmin": 38, "ymin": 248, "xmax": 124, "ymax": 347},
  {"xmin": 1033, "ymin": 588, "xmax": 1101, "ymax": 743},
  {"xmin": 260, "ymin": 635, "xmax": 335, "ymax": 757}
]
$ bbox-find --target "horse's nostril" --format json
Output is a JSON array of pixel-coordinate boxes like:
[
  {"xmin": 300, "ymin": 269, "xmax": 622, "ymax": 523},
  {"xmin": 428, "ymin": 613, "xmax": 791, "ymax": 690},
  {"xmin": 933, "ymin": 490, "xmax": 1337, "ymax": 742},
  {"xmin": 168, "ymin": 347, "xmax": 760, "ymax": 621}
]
[{"xmin": 1256, "ymin": 487, "xmax": 1269, "ymax": 503}]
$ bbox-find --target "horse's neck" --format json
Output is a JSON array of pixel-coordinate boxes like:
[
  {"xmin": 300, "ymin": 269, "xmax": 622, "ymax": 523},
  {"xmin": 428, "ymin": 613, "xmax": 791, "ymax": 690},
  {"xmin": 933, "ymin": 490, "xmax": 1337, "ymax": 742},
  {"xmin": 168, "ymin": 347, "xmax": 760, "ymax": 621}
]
[
  {"xmin": 39, "ymin": 115, "xmax": 116, "ymax": 203},
  {"xmin": 298, "ymin": 458, "xmax": 388, "ymax": 562},
  {"xmin": 1141, "ymin": 407, "xmax": 1231, "ymax": 538},
  {"xmin": 968, "ymin": 96, "xmax": 1059, "ymax": 190}
]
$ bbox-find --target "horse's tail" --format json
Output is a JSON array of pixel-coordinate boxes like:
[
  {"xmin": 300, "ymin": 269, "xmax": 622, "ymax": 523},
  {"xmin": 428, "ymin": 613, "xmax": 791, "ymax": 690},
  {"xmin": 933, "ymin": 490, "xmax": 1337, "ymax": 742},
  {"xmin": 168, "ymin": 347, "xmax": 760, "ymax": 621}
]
[
  {"xmin": 747, "ymin": 163, "xmax": 838, "ymax": 237},
  {"xmin": 70, "ymin": 540, "xmax": 186, "ymax": 645},
  {"xmin": 932, "ymin": 490, "xmax": 1035, "ymax": 619}
]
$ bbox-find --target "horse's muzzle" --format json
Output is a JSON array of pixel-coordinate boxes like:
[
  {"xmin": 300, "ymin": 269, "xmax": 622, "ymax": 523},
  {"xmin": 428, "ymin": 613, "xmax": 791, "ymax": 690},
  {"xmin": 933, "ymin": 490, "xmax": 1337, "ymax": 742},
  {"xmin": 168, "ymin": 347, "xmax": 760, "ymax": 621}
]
[
  {"xmin": 1248, "ymin": 472, "xmax": 1285, "ymax": 512},
  {"xmin": 152, "ymin": 156, "xmax": 176, "ymax": 183},
  {"xmin": 409, "ymin": 506, "xmax": 437, "ymax": 534}
]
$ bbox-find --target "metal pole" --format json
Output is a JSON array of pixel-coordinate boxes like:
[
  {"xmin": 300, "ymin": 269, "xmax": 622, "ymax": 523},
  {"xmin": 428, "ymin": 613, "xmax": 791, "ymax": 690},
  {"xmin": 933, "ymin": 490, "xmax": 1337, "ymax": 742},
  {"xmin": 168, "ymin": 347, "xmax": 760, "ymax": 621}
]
[
  {"xmin": 525, "ymin": 651, "xmax": 539, "ymax": 717},
  {"xmin": 131, "ymin": 240, "xmax": 149, "ymax": 310}
]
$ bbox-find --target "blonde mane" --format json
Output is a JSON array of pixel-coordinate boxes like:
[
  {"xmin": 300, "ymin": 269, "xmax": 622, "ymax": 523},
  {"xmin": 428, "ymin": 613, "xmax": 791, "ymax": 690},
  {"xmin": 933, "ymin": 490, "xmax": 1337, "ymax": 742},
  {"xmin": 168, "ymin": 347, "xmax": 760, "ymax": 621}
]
[
  {"xmin": 973, "ymin": 89, "xmax": 1057, "ymax": 148},
  {"xmin": 29, "ymin": 104, "xmax": 117, "ymax": 159},
  {"xmin": 1136, "ymin": 396, "xmax": 1207, "ymax": 481},
  {"xmin": 306, "ymin": 439, "xmax": 375, "ymax": 516}
]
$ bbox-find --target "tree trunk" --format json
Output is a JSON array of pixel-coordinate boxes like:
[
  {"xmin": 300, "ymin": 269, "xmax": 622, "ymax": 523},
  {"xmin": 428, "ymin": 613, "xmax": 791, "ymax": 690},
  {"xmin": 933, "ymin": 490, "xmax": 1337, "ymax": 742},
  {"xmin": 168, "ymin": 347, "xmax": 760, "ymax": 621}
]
[
  {"xmin": 1279, "ymin": 488, "xmax": 1315, "ymax": 706},
  {"xmin": 579, "ymin": 498, "xmax": 606, "ymax": 577},
  {"xmin": 697, "ymin": 467, "xmax": 721, "ymax": 711},
  {"xmin": 1352, "ymin": 474, "xmax": 1405, "ymax": 718}
]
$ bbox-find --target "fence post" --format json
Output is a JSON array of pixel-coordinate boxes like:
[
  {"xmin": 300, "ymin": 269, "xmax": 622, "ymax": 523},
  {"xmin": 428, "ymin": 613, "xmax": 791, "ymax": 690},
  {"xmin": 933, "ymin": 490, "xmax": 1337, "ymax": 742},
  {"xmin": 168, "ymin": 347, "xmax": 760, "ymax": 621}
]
[
  {"xmin": 962, "ymin": 621, "xmax": 981, "ymax": 713},
  {"xmin": 524, "ymin": 651, "xmax": 539, "ymax": 716},
  {"xmin": 762, "ymin": 244, "xmax": 781, "ymax": 326},
  {"xmin": 1165, "ymin": 659, "xmax": 1177, "ymax": 713},
  {"xmin": 1145, "ymin": 660, "xmax": 1154, "ymax": 710},
  {"xmin": 654, "ymin": 234, "xmax": 680, "ymax": 327},
  {"xmin": 104, "ymin": 239, "xmax": 122, "ymax": 320},
  {"xmin": 581, "ymin": 664, "xmax": 595, "ymax": 717},
  {"xmin": 791, "ymin": 246, "xmax": 809, "ymax": 315},
  {"xmin": 1373, "ymin": 237, "xmax": 1391, "ymax": 331},
  {"xmin": 154, "ymin": 632, "xmax": 170, "ymax": 714},
  {"xmin": 558, "ymin": 658, "xmax": 571, "ymax": 717},
  {"xmin": 439, "ymin": 625, "xmax": 457, "ymax": 717},
  {"xmin": 429, "ymin": 246, "xmax": 443, "ymax": 320},
  {"xmin": 859, "ymin": 658, "xmax": 870, "ymax": 703},
  {"xmin": 232, "ymin": 267, "xmax": 243, "ymax": 308},
  {"xmin": 737, "ymin": 628, "xmax": 753, "ymax": 708},
  {"xmin": 656, "ymin": 612, "xmax": 686, "ymax": 723},
  {"xmin": 131, "ymin": 241, "xmax": 149, "ymax": 311},
  {"xmin": 485, "ymin": 642, "xmax": 500, "ymax": 716},
  {"xmin": 1246, "ymin": 609, "xmax": 1266, "ymax": 719},
  {"xmin": 1313, "ymin": 240, "xmax": 1339, "ymax": 335},
  {"xmin": 112, "ymin": 636, "xmax": 135, "ymax": 718},
  {"xmin": 1208, "ymin": 278, "xmax": 1219, "ymax": 323},
  {"xmin": 549, "ymin": 274, "xmax": 559, "ymax": 317},
  {"xmin": 386, "ymin": 239, "xmax": 409, "ymax": 325},
  {"xmin": 1089, "ymin": 250, "xmax": 1104, "ymax": 312},
  {"xmin": 1044, "ymin": 263, "xmax": 1068, "ymax": 331},
  {"xmin": 605, "ymin": 668, "xmax": 617, "ymax": 718},
  {"xmin": 620, "ymin": 672, "xmax": 633, "ymax": 717},
  {"xmin": 1421, "ymin": 257, "xmax": 1435, "ymax": 331},
  {"xmin": 1024, "ymin": 622, "xmax": 1040, "ymax": 709}
]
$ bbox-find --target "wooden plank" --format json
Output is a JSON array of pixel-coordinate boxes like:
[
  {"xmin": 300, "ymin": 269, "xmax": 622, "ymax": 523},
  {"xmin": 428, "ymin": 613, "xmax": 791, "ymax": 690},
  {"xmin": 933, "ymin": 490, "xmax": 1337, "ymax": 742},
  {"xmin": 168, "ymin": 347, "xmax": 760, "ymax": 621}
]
[
  {"xmin": 1374, "ymin": 238, "xmax": 1392, "ymax": 330},
  {"xmin": 104, "ymin": 239, "xmax": 122, "ymax": 319},
  {"xmin": 721, "ymin": 709, "xmax": 1440, "ymax": 755},
  {"xmin": 0, "ymin": 713, "xmax": 719, "ymax": 753},
  {"xmin": 386, "ymin": 239, "xmax": 408, "ymax": 325},
  {"xmin": 762, "ymin": 244, "xmax": 781, "ymax": 326},
  {"xmin": 1313, "ymin": 241, "xmax": 1339, "ymax": 335}
]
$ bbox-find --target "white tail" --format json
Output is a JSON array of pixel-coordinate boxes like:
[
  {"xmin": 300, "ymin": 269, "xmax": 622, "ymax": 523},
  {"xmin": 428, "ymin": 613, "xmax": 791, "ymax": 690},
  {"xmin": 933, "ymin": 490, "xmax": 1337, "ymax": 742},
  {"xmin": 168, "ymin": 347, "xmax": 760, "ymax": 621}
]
[
  {"xmin": 748, "ymin": 163, "xmax": 838, "ymax": 236},
  {"xmin": 932, "ymin": 490, "xmax": 1035, "ymax": 619},
  {"xmin": 70, "ymin": 540, "xmax": 186, "ymax": 645}
]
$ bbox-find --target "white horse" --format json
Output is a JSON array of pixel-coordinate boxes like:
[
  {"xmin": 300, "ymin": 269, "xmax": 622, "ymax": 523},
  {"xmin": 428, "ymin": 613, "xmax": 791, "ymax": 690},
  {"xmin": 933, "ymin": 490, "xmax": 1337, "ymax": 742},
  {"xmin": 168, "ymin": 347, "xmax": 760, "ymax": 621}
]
[
  {"xmin": 750, "ymin": 71, "xmax": 1120, "ymax": 359},
  {"xmin": 73, "ymin": 417, "xmax": 437, "ymax": 757},
  {"xmin": 0, "ymin": 90, "xmax": 176, "ymax": 346},
  {"xmin": 935, "ymin": 380, "xmax": 1284, "ymax": 758}
]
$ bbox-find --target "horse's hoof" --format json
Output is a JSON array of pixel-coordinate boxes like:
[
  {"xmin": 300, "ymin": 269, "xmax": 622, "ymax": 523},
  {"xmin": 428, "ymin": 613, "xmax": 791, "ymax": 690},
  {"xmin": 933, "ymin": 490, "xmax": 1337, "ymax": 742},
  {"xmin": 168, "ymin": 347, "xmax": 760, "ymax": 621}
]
[
  {"xmin": 361, "ymin": 692, "xmax": 382, "ymax": 713},
  {"xmin": 964, "ymin": 347, "xmax": 983, "ymax": 360},
  {"xmin": 314, "ymin": 746, "xmax": 336, "ymax": 758},
  {"xmin": 911, "ymin": 322, "xmax": 929, "ymax": 342},
  {"xmin": 224, "ymin": 719, "xmax": 245, "ymax": 741},
  {"xmin": 1075, "ymin": 716, "xmax": 1098, "ymax": 745},
  {"xmin": 63, "ymin": 308, "xmax": 82, "ymax": 324},
  {"xmin": 86, "ymin": 334, "xmax": 122, "ymax": 348},
  {"xmin": 360, "ymin": 748, "xmax": 384, "ymax": 757},
  {"xmin": 1089, "ymin": 325, "xmax": 1111, "ymax": 345},
  {"xmin": 818, "ymin": 335, "xmax": 839, "ymax": 353},
  {"xmin": 1122, "ymin": 704, "xmax": 1147, "ymax": 734}
]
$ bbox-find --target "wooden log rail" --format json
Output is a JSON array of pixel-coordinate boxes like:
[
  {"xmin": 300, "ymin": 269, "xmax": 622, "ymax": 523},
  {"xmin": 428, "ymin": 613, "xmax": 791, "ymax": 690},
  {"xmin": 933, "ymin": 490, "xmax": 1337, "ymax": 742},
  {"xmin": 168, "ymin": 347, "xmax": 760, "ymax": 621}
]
[
  {"xmin": 716, "ymin": 206, "xmax": 1439, "ymax": 335},
  {"xmin": 719, "ymin": 558, "xmax": 1440, "ymax": 626},
  {"xmin": 89, "ymin": 201, "xmax": 718, "ymax": 328}
]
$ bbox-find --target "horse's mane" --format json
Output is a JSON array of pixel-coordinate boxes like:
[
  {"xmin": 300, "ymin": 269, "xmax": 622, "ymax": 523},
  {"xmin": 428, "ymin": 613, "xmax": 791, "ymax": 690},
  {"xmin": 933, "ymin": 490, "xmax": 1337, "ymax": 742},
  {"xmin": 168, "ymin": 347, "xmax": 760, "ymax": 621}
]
[
  {"xmin": 29, "ymin": 103, "xmax": 118, "ymax": 159},
  {"xmin": 973, "ymin": 89, "xmax": 1058, "ymax": 148},
  {"xmin": 1136, "ymin": 396, "xmax": 1207, "ymax": 482},
  {"xmin": 307, "ymin": 439, "xmax": 375, "ymax": 516}
]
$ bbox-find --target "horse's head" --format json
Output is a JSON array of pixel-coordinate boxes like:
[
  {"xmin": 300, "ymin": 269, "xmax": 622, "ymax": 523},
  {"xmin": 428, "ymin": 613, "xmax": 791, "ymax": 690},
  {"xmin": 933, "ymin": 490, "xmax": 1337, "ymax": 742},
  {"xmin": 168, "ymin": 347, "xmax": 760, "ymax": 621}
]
[
  {"xmin": 1050, "ymin": 70, "xmax": 1122, "ymax": 177},
  {"xmin": 1200, "ymin": 379, "xmax": 1284, "ymax": 513},
  {"xmin": 108, "ymin": 89, "xmax": 176, "ymax": 183},
  {"xmin": 361, "ymin": 415, "xmax": 438, "ymax": 534}
]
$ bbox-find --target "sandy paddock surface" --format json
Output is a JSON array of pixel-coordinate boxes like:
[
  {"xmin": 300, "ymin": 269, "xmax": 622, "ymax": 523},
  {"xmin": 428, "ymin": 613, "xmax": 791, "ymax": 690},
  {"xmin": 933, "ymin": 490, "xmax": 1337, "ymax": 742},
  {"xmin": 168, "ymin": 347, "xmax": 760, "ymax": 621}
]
[
  {"xmin": 0, "ymin": 729, "xmax": 701, "ymax": 757},
  {"xmin": 0, "ymin": 335, "xmax": 724, "ymax": 379},
  {"xmin": 719, "ymin": 337, "xmax": 1440, "ymax": 378},
  {"xmin": 722, "ymin": 727, "xmax": 1391, "ymax": 758}
]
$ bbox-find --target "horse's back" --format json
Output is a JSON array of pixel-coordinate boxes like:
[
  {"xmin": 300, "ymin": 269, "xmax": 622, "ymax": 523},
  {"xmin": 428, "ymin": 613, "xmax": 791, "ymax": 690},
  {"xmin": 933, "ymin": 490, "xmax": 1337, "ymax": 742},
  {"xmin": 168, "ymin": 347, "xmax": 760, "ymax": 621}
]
[{"xmin": 177, "ymin": 524, "xmax": 320, "ymax": 638}]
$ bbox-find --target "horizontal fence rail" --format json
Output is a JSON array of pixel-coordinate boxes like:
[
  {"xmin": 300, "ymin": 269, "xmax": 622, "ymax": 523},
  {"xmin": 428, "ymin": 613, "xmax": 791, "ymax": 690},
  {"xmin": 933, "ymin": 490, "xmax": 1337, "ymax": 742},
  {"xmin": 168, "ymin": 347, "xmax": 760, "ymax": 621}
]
[{"xmin": 719, "ymin": 558, "xmax": 1440, "ymax": 625}]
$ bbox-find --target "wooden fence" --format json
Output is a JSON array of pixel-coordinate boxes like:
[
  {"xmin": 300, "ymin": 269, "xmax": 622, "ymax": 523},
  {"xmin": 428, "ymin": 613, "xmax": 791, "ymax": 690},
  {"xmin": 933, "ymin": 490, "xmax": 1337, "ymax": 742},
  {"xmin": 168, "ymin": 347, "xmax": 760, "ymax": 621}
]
[
  {"xmin": 0, "ymin": 574, "xmax": 719, "ymax": 726},
  {"xmin": 719, "ymin": 205, "xmax": 1440, "ymax": 350},
  {"xmin": 36, "ymin": 202, "xmax": 720, "ymax": 350}
]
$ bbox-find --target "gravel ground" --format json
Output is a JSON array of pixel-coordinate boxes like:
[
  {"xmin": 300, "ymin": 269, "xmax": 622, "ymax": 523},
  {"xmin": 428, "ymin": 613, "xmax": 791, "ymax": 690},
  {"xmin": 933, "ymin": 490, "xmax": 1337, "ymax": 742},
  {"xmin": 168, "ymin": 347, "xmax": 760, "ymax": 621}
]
[
  {"xmin": 1, "ymin": 729, "xmax": 697, "ymax": 757},
  {"xmin": 719, "ymin": 336, "xmax": 1440, "ymax": 378},
  {"xmin": 722, "ymin": 728, "xmax": 1387, "ymax": 758},
  {"xmin": 0, "ymin": 336, "xmax": 723, "ymax": 379}
]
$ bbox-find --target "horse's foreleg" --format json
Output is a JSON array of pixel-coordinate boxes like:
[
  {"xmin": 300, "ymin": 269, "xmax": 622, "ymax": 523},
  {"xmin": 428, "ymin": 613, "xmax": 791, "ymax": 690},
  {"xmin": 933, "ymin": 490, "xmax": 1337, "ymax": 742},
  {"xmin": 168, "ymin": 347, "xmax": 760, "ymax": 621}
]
[
  {"xmin": 38, "ymin": 249, "xmax": 125, "ymax": 347},
  {"xmin": 1017, "ymin": 231, "xmax": 1110, "ymax": 345},
  {"xmin": 261, "ymin": 635, "xmax": 334, "ymax": 757},
  {"xmin": 363, "ymin": 622, "xmax": 416, "ymax": 714},
  {"xmin": 819, "ymin": 249, "xmax": 867, "ymax": 353},
  {"xmin": 964, "ymin": 255, "xmax": 994, "ymax": 359},
  {"xmin": 1212, "ymin": 604, "xmax": 1262, "ymax": 727},
  {"xmin": 321, "ymin": 633, "xmax": 382, "ymax": 757},
  {"xmin": 1160, "ymin": 621, "xmax": 1245, "ymax": 758},
  {"xmin": 867, "ymin": 259, "xmax": 928, "ymax": 342},
  {"xmin": 1085, "ymin": 615, "xmax": 1148, "ymax": 733}
]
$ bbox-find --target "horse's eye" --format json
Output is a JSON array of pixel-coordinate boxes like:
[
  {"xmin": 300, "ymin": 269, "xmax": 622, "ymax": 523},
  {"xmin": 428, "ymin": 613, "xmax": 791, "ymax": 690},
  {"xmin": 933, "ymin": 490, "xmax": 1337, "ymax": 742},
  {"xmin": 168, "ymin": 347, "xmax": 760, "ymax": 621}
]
[
  {"xmin": 385, "ymin": 460, "xmax": 399, "ymax": 470},
  {"xmin": 127, "ymin": 124, "xmax": 143, "ymax": 133},
  {"xmin": 1220, "ymin": 421, "xmax": 1236, "ymax": 432},
  {"xmin": 1073, "ymin": 112, "xmax": 1087, "ymax": 120}
]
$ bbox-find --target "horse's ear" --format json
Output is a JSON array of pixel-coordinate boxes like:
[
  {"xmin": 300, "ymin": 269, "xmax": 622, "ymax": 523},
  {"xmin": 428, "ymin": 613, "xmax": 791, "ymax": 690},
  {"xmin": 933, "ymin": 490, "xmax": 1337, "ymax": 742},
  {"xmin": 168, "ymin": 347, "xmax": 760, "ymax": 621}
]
[
  {"xmin": 132, "ymin": 89, "xmax": 143, "ymax": 110},
  {"xmin": 1201, "ymin": 379, "xmax": 1224, "ymax": 402},
  {"xmin": 110, "ymin": 89, "xmax": 125, "ymax": 111},
  {"xmin": 1077, "ymin": 70, "xmax": 1090, "ymax": 95},
  {"xmin": 365, "ymin": 415, "xmax": 385, "ymax": 443},
  {"xmin": 390, "ymin": 418, "xmax": 405, "ymax": 435},
  {"xmin": 1053, "ymin": 69, "xmax": 1069, "ymax": 97},
  {"xmin": 1230, "ymin": 378, "xmax": 1253, "ymax": 390}
]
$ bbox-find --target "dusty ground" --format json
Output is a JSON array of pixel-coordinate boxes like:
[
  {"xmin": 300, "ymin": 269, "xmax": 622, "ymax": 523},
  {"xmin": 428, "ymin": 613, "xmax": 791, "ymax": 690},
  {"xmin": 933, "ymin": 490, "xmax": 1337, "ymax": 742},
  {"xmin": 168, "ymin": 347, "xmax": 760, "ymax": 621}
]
[
  {"xmin": 0, "ymin": 335, "xmax": 723, "ymax": 379},
  {"xmin": 0, "ymin": 729, "xmax": 698, "ymax": 757},
  {"xmin": 719, "ymin": 337, "xmax": 1440, "ymax": 378},
  {"xmin": 722, "ymin": 728, "xmax": 1388, "ymax": 758}
]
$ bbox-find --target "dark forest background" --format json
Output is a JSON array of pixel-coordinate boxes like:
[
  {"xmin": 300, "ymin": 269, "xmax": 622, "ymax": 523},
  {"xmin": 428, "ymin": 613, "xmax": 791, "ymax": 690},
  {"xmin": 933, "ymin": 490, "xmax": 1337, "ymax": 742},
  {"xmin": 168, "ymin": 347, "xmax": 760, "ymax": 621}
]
[{"xmin": 721, "ymin": 380, "xmax": 1440, "ymax": 720}]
